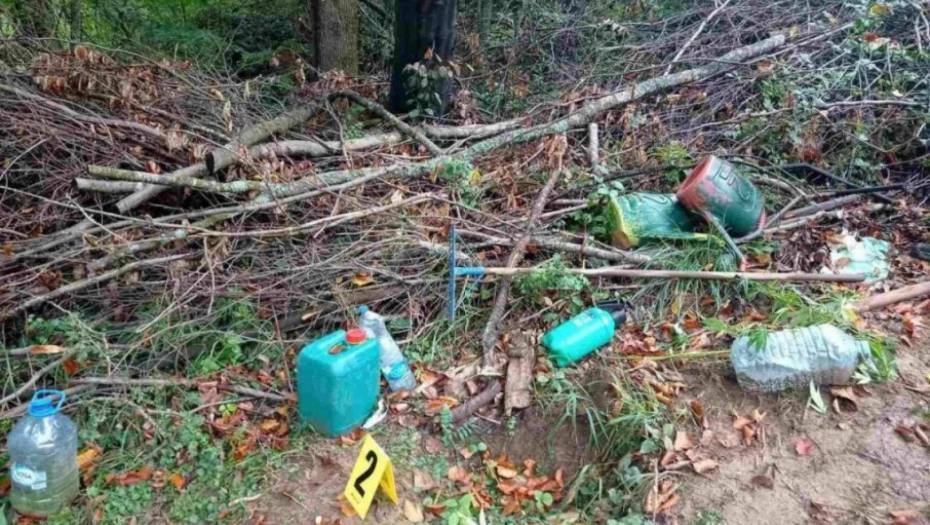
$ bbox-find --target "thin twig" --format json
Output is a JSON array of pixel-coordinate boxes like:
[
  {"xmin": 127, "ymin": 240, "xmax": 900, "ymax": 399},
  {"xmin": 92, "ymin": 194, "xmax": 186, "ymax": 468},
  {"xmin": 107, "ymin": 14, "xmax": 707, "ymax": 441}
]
[
  {"xmin": 3, "ymin": 253, "xmax": 191, "ymax": 319},
  {"xmin": 73, "ymin": 377, "xmax": 293, "ymax": 402},
  {"xmin": 0, "ymin": 350, "xmax": 76, "ymax": 406},
  {"xmin": 663, "ymin": 0, "xmax": 733, "ymax": 75}
]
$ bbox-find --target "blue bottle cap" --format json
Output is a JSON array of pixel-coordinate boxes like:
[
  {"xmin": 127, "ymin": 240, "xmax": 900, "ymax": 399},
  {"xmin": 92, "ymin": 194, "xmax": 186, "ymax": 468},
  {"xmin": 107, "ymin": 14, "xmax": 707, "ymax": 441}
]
[
  {"xmin": 28, "ymin": 389, "xmax": 66, "ymax": 417},
  {"xmin": 358, "ymin": 305, "xmax": 369, "ymax": 314}
]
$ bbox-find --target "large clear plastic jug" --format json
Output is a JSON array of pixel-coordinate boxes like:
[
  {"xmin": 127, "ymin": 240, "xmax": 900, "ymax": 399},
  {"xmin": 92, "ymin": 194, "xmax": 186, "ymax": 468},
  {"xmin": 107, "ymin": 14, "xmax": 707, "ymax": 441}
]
[
  {"xmin": 731, "ymin": 324, "xmax": 871, "ymax": 394},
  {"xmin": 9, "ymin": 390, "xmax": 79, "ymax": 517}
]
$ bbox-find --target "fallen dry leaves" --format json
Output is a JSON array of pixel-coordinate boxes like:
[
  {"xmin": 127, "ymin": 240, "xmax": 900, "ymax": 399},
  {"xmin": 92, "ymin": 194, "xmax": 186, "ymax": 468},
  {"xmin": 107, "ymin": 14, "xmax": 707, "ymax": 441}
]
[
  {"xmin": 106, "ymin": 465, "xmax": 152, "ymax": 486},
  {"xmin": 890, "ymin": 509, "xmax": 925, "ymax": 525},
  {"xmin": 77, "ymin": 447, "xmax": 100, "ymax": 472},
  {"xmin": 644, "ymin": 480, "xmax": 680, "ymax": 515},
  {"xmin": 26, "ymin": 344, "xmax": 66, "ymax": 355},
  {"xmin": 732, "ymin": 410, "xmax": 765, "ymax": 446},
  {"xmin": 168, "ymin": 473, "xmax": 186, "ymax": 490},
  {"xmin": 830, "ymin": 386, "xmax": 859, "ymax": 413},
  {"xmin": 673, "ymin": 431, "xmax": 695, "ymax": 452},
  {"xmin": 447, "ymin": 465, "xmax": 470, "ymax": 484},
  {"xmin": 403, "ymin": 499, "xmax": 425, "ymax": 523},
  {"xmin": 692, "ymin": 458, "xmax": 718, "ymax": 475},
  {"xmin": 795, "ymin": 437, "xmax": 815, "ymax": 456},
  {"xmin": 413, "ymin": 468, "xmax": 438, "ymax": 492}
]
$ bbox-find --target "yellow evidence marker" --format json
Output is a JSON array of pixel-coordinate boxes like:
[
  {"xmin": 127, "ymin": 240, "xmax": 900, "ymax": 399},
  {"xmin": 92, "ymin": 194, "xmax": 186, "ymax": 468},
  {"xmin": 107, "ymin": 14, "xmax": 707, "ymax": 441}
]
[{"xmin": 343, "ymin": 434, "xmax": 398, "ymax": 518}]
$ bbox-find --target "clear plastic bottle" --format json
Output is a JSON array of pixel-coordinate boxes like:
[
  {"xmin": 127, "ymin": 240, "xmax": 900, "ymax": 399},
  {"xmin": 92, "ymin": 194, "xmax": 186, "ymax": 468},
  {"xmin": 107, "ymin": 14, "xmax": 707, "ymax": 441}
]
[
  {"xmin": 358, "ymin": 305, "xmax": 417, "ymax": 391},
  {"xmin": 731, "ymin": 324, "xmax": 872, "ymax": 394},
  {"xmin": 9, "ymin": 390, "xmax": 79, "ymax": 518}
]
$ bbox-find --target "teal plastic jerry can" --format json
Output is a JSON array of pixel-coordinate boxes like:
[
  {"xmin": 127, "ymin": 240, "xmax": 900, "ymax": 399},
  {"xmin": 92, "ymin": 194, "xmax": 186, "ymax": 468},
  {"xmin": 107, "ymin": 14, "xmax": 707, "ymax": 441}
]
[
  {"xmin": 297, "ymin": 328, "xmax": 380, "ymax": 437},
  {"xmin": 541, "ymin": 305, "xmax": 627, "ymax": 367}
]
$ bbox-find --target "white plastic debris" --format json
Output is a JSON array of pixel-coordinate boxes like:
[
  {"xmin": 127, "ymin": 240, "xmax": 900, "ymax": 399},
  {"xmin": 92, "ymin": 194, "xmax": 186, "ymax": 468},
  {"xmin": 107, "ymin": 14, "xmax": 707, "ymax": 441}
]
[
  {"xmin": 361, "ymin": 399, "xmax": 387, "ymax": 430},
  {"xmin": 821, "ymin": 233, "xmax": 891, "ymax": 283}
]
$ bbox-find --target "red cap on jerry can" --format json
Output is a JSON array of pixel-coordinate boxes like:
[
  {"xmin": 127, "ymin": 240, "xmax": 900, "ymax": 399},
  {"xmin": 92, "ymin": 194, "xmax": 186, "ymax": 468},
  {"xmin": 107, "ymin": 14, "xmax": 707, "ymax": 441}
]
[{"xmin": 346, "ymin": 328, "xmax": 367, "ymax": 344}]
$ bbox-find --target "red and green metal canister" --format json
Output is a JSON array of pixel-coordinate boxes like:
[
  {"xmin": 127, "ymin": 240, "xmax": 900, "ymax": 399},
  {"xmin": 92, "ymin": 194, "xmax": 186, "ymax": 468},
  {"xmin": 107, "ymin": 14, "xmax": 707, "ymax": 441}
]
[{"xmin": 676, "ymin": 156, "xmax": 766, "ymax": 237}]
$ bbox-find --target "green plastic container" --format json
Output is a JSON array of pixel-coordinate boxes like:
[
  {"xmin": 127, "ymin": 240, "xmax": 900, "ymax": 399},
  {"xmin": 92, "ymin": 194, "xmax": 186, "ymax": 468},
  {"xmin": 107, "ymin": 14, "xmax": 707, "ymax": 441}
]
[
  {"xmin": 541, "ymin": 306, "xmax": 627, "ymax": 367},
  {"xmin": 608, "ymin": 193, "xmax": 707, "ymax": 248},
  {"xmin": 297, "ymin": 329, "xmax": 379, "ymax": 437}
]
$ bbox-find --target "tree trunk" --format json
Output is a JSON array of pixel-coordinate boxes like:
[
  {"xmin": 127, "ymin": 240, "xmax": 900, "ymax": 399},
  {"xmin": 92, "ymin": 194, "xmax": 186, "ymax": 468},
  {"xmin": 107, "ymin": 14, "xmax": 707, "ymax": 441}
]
[
  {"xmin": 11, "ymin": 0, "xmax": 56, "ymax": 39},
  {"xmin": 389, "ymin": 0, "xmax": 457, "ymax": 113},
  {"xmin": 310, "ymin": 0, "xmax": 360, "ymax": 74}
]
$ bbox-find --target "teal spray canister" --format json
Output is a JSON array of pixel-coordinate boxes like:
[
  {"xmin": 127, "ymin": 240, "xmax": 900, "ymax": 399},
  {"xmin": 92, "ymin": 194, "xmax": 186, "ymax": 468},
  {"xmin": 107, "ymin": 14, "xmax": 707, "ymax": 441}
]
[{"xmin": 541, "ymin": 303, "xmax": 628, "ymax": 367}]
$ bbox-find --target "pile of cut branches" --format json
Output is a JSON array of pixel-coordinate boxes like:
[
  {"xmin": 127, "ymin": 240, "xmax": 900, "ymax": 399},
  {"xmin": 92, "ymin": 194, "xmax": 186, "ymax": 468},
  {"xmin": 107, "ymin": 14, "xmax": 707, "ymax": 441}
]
[{"xmin": 1, "ymin": 0, "xmax": 928, "ymax": 416}]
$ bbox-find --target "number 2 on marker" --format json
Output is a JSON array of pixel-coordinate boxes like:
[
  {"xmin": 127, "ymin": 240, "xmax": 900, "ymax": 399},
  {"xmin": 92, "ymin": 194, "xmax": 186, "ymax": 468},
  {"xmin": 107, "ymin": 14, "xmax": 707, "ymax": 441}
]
[
  {"xmin": 343, "ymin": 435, "xmax": 396, "ymax": 519},
  {"xmin": 353, "ymin": 451, "xmax": 378, "ymax": 497}
]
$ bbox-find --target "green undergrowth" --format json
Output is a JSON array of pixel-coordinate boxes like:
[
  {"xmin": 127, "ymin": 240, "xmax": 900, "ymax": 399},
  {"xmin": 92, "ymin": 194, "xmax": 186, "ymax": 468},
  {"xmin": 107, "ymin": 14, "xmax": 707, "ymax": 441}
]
[{"xmin": 533, "ymin": 365, "xmax": 671, "ymax": 522}]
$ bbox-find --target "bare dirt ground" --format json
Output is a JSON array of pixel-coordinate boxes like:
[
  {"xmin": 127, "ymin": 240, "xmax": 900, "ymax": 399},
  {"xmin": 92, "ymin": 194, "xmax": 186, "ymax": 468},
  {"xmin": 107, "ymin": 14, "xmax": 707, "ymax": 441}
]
[
  {"xmin": 250, "ymin": 340, "xmax": 929, "ymax": 525},
  {"xmin": 677, "ymin": 340, "xmax": 930, "ymax": 525},
  {"xmin": 252, "ymin": 406, "xmax": 591, "ymax": 524}
]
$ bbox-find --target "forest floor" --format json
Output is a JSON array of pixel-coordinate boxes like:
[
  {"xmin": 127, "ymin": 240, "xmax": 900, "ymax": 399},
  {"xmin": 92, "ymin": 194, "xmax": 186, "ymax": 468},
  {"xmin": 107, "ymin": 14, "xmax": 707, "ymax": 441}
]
[
  {"xmin": 247, "ymin": 334, "xmax": 930, "ymax": 525},
  {"xmin": 2, "ymin": 1, "xmax": 930, "ymax": 524}
]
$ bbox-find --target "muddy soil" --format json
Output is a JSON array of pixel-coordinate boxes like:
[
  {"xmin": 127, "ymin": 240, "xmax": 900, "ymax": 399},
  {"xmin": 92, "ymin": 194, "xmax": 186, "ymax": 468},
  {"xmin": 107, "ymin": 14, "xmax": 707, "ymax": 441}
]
[
  {"xmin": 251, "ymin": 339, "xmax": 929, "ymax": 525},
  {"xmin": 252, "ymin": 406, "xmax": 591, "ymax": 524},
  {"xmin": 677, "ymin": 340, "xmax": 930, "ymax": 525}
]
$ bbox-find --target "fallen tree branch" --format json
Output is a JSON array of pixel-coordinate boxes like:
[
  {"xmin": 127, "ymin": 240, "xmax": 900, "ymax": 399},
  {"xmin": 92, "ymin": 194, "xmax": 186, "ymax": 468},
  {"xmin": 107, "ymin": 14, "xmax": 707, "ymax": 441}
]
[
  {"xmin": 482, "ymin": 139, "xmax": 566, "ymax": 367},
  {"xmin": 0, "ymin": 83, "xmax": 167, "ymax": 141},
  {"xmin": 330, "ymin": 90, "xmax": 443, "ymax": 156},
  {"xmin": 451, "ymin": 380, "xmax": 502, "ymax": 423},
  {"xmin": 193, "ymin": 193, "xmax": 437, "ymax": 238},
  {"xmin": 783, "ymin": 195, "xmax": 861, "ymax": 220},
  {"xmin": 74, "ymin": 178, "xmax": 148, "ymax": 194},
  {"xmin": 86, "ymin": 215, "xmax": 231, "ymax": 273},
  {"xmin": 853, "ymin": 280, "xmax": 930, "ymax": 312},
  {"xmin": 422, "ymin": 119, "xmax": 522, "ymax": 139},
  {"xmin": 764, "ymin": 203, "xmax": 885, "ymax": 235},
  {"xmin": 24, "ymin": 35, "xmax": 788, "ymax": 262},
  {"xmin": 36, "ymin": 105, "xmax": 319, "ymax": 250},
  {"xmin": 73, "ymin": 377, "xmax": 292, "ymax": 402},
  {"xmin": 126, "ymin": 106, "xmax": 317, "ymax": 214},
  {"xmin": 3, "ymin": 253, "xmax": 190, "ymax": 319},
  {"xmin": 474, "ymin": 267, "xmax": 865, "ymax": 282}
]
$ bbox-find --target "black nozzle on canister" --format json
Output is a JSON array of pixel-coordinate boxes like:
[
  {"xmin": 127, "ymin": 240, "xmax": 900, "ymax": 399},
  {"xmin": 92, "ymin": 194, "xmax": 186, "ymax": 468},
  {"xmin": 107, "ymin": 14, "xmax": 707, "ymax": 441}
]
[{"xmin": 595, "ymin": 300, "xmax": 631, "ymax": 325}]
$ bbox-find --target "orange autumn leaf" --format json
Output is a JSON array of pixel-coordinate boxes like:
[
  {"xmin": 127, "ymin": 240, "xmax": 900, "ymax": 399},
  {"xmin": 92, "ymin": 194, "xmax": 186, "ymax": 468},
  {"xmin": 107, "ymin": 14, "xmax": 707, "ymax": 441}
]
[
  {"xmin": 351, "ymin": 272, "xmax": 374, "ymax": 287},
  {"xmin": 336, "ymin": 427, "xmax": 364, "ymax": 445},
  {"xmin": 108, "ymin": 465, "xmax": 152, "ymax": 486},
  {"xmin": 496, "ymin": 466, "xmax": 518, "ymax": 479},
  {"xmin": 682, "ymin": 315, "xmax": 702, "ymax": 331},
  {"xmin": 77, "ymin": 448, "xmax": 100, "ymax": 472},
  {"xmin": 168, "ymin": 473, "xmax": 186, "ymax": 490},
  {"xmin": 447, "ymin": 465, "xmax": 470, "ymax": 483},
  {"xmin": 339, "ymin": 500, "xmax": 357, "ymax": 517},
  {"xmin": 260, "ymin": 419, "xmax": 281, "ymax": 434},
  {"xmin": 795, "ymin": 437, "xmax": 814, "ymax": 456},
  {"xmin": 523, "ymin": 458, "xmax": 536, "ymax": 477},
  {"xmin": 62, "ymin": 359, "xmax": 80, "ymax": 375},
  {"xmin": 690, "ymin": 399, "xmax": 705, "ymax": 420}
]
